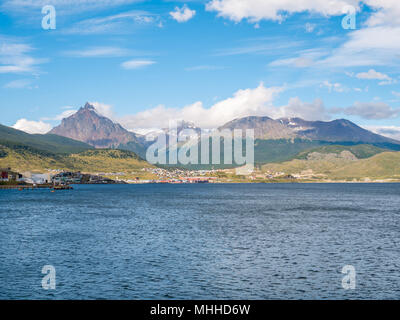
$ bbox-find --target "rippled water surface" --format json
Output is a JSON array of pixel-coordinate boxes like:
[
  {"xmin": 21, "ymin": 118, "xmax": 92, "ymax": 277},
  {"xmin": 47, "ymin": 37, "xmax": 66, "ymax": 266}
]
[{"xmin": 1, "ymin": 183, "xmax": 399, "ymax": 299}]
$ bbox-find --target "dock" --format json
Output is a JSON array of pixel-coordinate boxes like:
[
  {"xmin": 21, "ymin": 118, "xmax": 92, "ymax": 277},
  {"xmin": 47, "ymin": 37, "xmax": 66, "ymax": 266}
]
[
  {"xmin": 0, "ymin": 184, "xmax": 53, "ymax": 190},
  {"xmin": 0, "ymin": 184, "xmax": 73, "ymax": 190}
]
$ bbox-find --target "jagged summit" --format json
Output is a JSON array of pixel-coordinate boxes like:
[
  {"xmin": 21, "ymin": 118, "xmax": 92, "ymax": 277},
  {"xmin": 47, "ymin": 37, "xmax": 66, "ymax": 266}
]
[
  {"xmin": 81, "ymin": 102, "xmax": 96, "ymax": 111},
  {"xmin": 49, "ymin": 102, "xmax": 139, "ymax": 148}
]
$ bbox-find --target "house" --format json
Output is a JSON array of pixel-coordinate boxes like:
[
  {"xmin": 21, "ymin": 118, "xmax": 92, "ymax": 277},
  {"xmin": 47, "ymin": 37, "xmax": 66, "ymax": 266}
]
[
  {"xmin": 0, "ymin": 168, "xmax": 23, "ymax": 182},
  {"xmin": 21, "ymin": 172, "xmax": 52, "ymax": 184},
  {"xmin": 1, "ymin": 169, "xmax": 9, "ymax": 182},
  {"xmin": 51, "ymin": 171, "xmax": 82, "ymax": 184}
]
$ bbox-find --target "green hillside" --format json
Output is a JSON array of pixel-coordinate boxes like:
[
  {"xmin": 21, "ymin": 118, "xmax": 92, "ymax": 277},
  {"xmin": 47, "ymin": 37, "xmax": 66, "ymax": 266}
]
[
  {"xmin": 69, "ymin": 149, "xmax": 153, "ymax": 172},
  {"xmin": 262, "ymin": 154, "xmax": 354, "ymax": 177},
  {"xmin": 254, "ymin": 139, "xmax": 326, "ymax": 163},
  {"xmin": 331, "ymin": 152, "xmax": 400, "ymax": 180},
  {"xmin": 0, "ymin": 124, "xmax": 93, "ymax": 154},
  {"xmin": 262, "ymin": 150, "xmax": 400, "ymax": 181},
  {"xmin": 117, "ymin": 140, "xmax": 148, "ymax": 159},
  {"xmin": 0, "ymin": 145, "xmax": 152, "ymax": 172},
  {"xmin": 294, "ymin": 144, "xmax": 387, "ymax": 160},
  {"xmin": 0, "ymin": 145, "xmax": 68, "ymax": 171}
]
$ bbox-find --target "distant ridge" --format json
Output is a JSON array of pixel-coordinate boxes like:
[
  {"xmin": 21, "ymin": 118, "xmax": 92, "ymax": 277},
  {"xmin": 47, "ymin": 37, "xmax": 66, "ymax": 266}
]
[
  {"xmin": 219, "ymin": 116, "xmax": 400, "ymax": 144},
  {"xmin": 219, "ymin": 116, "xmax": 295, "ymax": 139},
  {"xmin": 0, "ymin": 123, "xmax": 92, "ymax": 154}
]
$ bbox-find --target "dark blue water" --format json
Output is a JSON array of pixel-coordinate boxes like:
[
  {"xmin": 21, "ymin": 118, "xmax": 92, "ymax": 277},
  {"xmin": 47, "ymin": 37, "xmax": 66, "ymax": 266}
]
[{"xmin": 1, "ymin": 183, "xmax": 399, "ymax": 299}]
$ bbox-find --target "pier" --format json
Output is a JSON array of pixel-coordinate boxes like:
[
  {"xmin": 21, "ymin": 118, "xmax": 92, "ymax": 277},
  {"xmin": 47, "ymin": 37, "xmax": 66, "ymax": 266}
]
[{"xmin": 0, "ymin": 184, "xmax": 53, "ymax": 190}]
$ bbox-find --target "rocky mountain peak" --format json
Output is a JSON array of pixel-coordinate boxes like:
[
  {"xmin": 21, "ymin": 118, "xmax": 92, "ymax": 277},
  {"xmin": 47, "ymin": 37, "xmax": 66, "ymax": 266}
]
[
  {"xmin": 76, "ymin": 102, "xmax": 97, "ymax": 116},
  {"xmin": 49, "ymin": 102, "xmax": 139, "ymax": 148},
  {"xmin": 83, "ymin": 102, "xmax": 95, "ymax": 110}
]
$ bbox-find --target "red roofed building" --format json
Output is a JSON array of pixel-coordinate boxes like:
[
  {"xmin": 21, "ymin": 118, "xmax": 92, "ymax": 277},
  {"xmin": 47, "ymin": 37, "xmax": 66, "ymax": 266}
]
[{"xmin": 0, "ymin": 168, "xmax": 22, "ymax": 182}]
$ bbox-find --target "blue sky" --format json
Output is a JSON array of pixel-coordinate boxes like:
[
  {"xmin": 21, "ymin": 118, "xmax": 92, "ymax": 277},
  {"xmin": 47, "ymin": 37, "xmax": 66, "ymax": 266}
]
[{"xmin": 1, "ymin": 0, "xmax": 400, "ymax": 138}]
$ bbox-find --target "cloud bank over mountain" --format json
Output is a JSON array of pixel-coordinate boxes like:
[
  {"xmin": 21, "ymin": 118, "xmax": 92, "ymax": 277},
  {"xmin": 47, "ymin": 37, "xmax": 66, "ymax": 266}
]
[
  {"xmin": 12, "ymin": 82, "xmax": 399, "ymax": 139},
  {"xmin": 12, "ymin": 118, "xmax": 52, "ymax": 134}
]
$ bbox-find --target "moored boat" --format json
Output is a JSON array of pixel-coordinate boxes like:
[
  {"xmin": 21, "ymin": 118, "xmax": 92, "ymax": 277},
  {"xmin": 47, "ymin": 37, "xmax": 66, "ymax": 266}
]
[{"xmin": 53, "ymin": 184, "xmax": 73, "ymax": 190}]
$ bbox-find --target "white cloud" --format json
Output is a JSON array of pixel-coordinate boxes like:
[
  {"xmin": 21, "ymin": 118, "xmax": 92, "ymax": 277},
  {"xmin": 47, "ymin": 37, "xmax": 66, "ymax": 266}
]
[
  {"xmin": 206, "ymin": 0, "xmax": 360, "ymax": 23},
  {"xmin": 271, "ymin": 25, "xmax": 400, "ymax": 68},
  {"xmin": 205, "ymin": 1, "xmax": 399, "ymax": 27},
  {"xmin": 278, "ymin": 97, "xmax": 329, "ymax": 121},
  {"xmin": 89, "ymin": 102, "xmax": 115, "ymax": 119},
  {"xmin": 365, "ymin": 125, "xmax": 400, "ymax": 141},
  {"xmin": 64, "ymin": 11, "xmax": 158, "ymax": 35},
  {"xmin": 119, "ymin": 83, "xmax": 282, "ymax": 130},
  {"xmin": 269, "ymin": 48, "xmax": 327, "ymax": 68},
  {"xmin": 244, "ymin": 1, "xmax": 400, "ymax": 68},
  {"xmin": 392, "ymin": 91, "xmax": 400, "ymax": 98},
  {"xmin": 121, "ymin": 59, "xmax": 156, "ymax": 69},
  {"xmin": 169, "ymin": 5, "xmax": 196, "ymax": 23},
  {"xmin": 63, "ymin": 46, "xmax": 130, "ymax": 57},
  {"xmin": 342, "ymin": 101, "xmax": 399, "ymax": 120},
  {"xmin": 320, "ymin": 25, "xmax": 400, "ymax": 67},
  {"xmin": 3, "ymin": 79, "xmax": 32, "ymax": 89},
  {"xmin": 356, "ymin": 69, "xmax": 390, "ymax": 80},
  {"xmin": 347, "ymin": 25, "xmax": 400, "ymax": 51},
  {"xmin": 0, "ymin": 38, "xmax": 46, "ymax": 74},
  {"xmin": 116, "ymin": 83, "xmax": 333, "ymax": 131},
  {"xmin": 355, "ymin": 69, "xmax": 395, "ymax": 85},
  {"xmin": 12, "ymin": 119, "xmax": 52, "ymax": 134},
  {"xmin": 364, "ymin": 0, "xmax": 400, "ymax": 27},
  {"xmin": 305, "ymin": 22, "xmax": 316, "ymax": 33},
  {"xmin": 320, "ymin": 80, "xmax": 346, "ymax": 92}
]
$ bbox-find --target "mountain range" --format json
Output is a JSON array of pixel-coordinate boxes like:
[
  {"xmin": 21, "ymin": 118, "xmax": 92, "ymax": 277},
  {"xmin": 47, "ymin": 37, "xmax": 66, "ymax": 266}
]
[
  {"xmin": 49, "ymin": 102, "xmax": 400, "ymax": 148},
  {"xmin": 219, "ymin": 116, "xmax": 400, "ymax": 144},
  {"xmin": 2, "ymin": 102, "xmax": 400, "ymax": 171}
]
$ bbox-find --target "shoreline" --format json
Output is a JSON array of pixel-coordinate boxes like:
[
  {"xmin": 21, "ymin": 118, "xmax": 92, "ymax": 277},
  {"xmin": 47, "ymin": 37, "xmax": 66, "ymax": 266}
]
[
  {"xmin": 3, "ymin": 181, "xmax": 400, "ymax": 189},
  {"xmin": 0, "ymin": 184, "xmax": 53, "ymax": 190}
]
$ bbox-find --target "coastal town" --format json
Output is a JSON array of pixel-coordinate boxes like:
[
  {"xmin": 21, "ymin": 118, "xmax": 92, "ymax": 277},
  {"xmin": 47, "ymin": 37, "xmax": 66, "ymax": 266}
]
[
  {"xmin": 1, "ymin": 166, "xmax": 219, "ymax": 187},
  {"xmin": 0, "ymin": 166, "xmax": 301, "ymax": 189}
]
